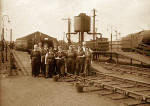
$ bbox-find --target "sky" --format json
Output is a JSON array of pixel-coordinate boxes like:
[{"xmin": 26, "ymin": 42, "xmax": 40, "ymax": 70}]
[{"xmin": 1, "ymin": 0, "xmax": 150, "ymax": 41}]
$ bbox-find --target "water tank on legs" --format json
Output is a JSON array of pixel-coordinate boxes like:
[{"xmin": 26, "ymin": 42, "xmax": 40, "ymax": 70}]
[{"xmin": 74, "ymin": 13, "xmax": 91, "ymax": 32}]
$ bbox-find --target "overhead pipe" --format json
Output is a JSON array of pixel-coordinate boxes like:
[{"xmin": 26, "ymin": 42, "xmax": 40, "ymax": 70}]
[
  {"xmin": 87, "ymin": 32, "xmax": 102, "ymax": 38},
  {"xmin": 66, "ymin": 32, "xmax": 78, "ymax": 45}
]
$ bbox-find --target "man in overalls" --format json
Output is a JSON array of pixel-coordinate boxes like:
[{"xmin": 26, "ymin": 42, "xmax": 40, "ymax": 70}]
[
  {"xmin": 40, "ymin": 44, "xmax": 48, "ymax": 77},
  {"xmin": 66, "ymin": 45, "xmax": 76, "ymax": 74},
  {"xmin": 55, "ymin": 46, "xmax": 66, "ymax": 77},
  {"xmin": 53, "ymin": 45, "xmax": 58, "ymax": 75},
  {"xmin": 38, "ymin": 42, "xmax": 43, "ymax": 76},
  {"xmin": 45, "ymin": 47, "xmax": 55, "ymax": 78},
  {"xmin": 76, "ymin": 46, "xmax": 85, "ymax": 75},
  {"xmin": 84, "ymin": 47, "xmax": 92, "ymax": 75},
  {"xmin": 30, "ymin": 44, "xmax": 41, "ymax": 77}
]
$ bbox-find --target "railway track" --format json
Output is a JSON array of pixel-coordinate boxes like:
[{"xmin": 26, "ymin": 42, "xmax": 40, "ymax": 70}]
[
  {"xmin": 62, "ymin": 74, "xmax": 150, "ymax": 105},
  {"xmin": 58, "ymin": 65, "xmax": 150, "ymax": 106},
  {"xmin": 97, "ymin": 62, "xmax": 150, "ymax": 79}
]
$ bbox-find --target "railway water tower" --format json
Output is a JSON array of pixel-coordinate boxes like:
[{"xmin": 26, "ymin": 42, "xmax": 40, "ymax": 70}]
[
  {"xmin": 74, "ymin": 13, "xmax": 91, "ymax": 43},
  {"xmin": 66, "ymin": 13, "xmax": 101, "ymax": 45}
]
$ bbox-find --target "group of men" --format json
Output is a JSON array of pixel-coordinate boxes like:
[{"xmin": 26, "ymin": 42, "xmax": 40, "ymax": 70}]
[{"xmin": 30, "ymin": 42, "xmax": 92, "ymax": 78}]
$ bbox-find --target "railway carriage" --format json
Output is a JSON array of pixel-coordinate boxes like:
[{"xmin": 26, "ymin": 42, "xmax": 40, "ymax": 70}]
[{"xmin": 121, "ymin": 30, "xmax": 150, "ymax": 53}]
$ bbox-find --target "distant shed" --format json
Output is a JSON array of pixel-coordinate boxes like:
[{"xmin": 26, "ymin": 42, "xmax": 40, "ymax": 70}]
[
  {"xmin": 15, "ymin": 31, "xmax": 58, "ymax": 51},
  {"xmin": 17, "ymin": 31, "xmax": 57, "ymax": 45}
]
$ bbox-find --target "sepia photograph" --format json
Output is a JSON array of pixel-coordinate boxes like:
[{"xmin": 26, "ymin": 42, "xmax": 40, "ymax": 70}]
[{"xmin": 0, "ymin": 0, "xmax": 150, "ymax": 106}]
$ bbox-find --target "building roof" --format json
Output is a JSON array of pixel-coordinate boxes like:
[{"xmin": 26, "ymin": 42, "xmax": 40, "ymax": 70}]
[{"xmin": 16, "ymin": 31, "xmax": 57, "ymax": 41}]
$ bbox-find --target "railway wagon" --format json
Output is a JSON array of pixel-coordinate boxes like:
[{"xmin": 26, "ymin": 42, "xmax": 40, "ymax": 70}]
[
  {"xmin": 15, "ymin": 39, "xmax": 32, "ymax": 51},
  {"xmin": 121, "ymin": 30, "xmax": 150, "ymax": 52},
  {"xmin": 15, "ymin": 31, "xmax": 58, "ymax": 52},
  {"xmin": 86, "ymin": 37, "xmax": 109, "ymax": 51}
]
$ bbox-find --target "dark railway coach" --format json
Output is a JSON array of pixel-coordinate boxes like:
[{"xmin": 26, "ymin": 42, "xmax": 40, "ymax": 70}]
[
  {"xmin": 86, "ymin": 37, "xmax": 109, "ymax": 51},
  {"xmin": 15, "ymin": 31, "xmax": 58, "ymax": 52}
]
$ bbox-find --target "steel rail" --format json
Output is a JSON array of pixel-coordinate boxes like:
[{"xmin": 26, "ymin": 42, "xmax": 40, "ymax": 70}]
[{"xmin": 99, "ymin": 62, "xmax": 150, "ymax": 78}]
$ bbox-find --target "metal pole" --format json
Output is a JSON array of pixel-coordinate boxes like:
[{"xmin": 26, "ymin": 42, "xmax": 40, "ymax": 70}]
[
  {"xmin": 1, "ymin": 28, "xmax": 4, "ymax": 63},
  {"xmin": 115, "ymin": 30, "xmax": 118, "ymax": 51},
  {"xmin": 9, "ymin": 28, "xmax": 13, "ymax": 75},
  {"xmin": 93, "ymin": 9, "xmax": 96, "ymax": 40},
  {"xmin": 115, "ymin": 30, "xmax": 117, "ymax": 40},
  {"xmin": 81, "ymin": 31, "xmax": 84, "ymax": 45},
  {"xmin": 3, "ymin": 27, "xmax": 8, "ymax": 61},
  {"xmin": 63, "ymin": 32, "xmax": 65, "ymax": 42},
  {"xmin": 110, "ymin": 26, "xmax": 113, "ymax": 60},
  {"xmin": 79, "ymin": 32, "xmax": 81, "ymax": 43},
  {"xmin": 68, "ymin": 18, "xmax": 71, "ymax": 45},
  {"xmin": 118, "ymin": 32, "xmax": 121, "ymax": 51},
  {"xmin": 62, "ymin": 18, "xmax": 71, "ymax": 45},
  {"xmin": 131, "ymin": 34, "xmax": 132, "ymax": 51},
  {"xmin": 111, "ymin": 26, "xmax": 112, "ymax": 52},
  {"xmin": 10, "ymin": 29, "xmax": 13, "ymax": 49},
  {"xmin": 2, "ymin": 15, "xmax": 10, "ymax": 62},
  {"xmin": 5, "ymin": 42, "xmax": 7, "ymax": 61},
  {"xmin": 10, "ymin": 29, "xmax": 12, "ymax": 42}
]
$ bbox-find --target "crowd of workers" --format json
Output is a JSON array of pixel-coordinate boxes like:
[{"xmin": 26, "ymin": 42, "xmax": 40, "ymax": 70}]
[{"xmin": 30, "ymin": 42, "xmax": 92, "ymax": 78}]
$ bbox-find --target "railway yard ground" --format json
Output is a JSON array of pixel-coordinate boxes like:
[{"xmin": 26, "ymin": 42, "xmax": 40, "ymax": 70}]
[
  {"xmin": 1, "ymin": 75, "xmax": 123, "ymax": 106},
  {"xmin": 1, "ymin": 50, "xmax": 150, "ymax": 106}
]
